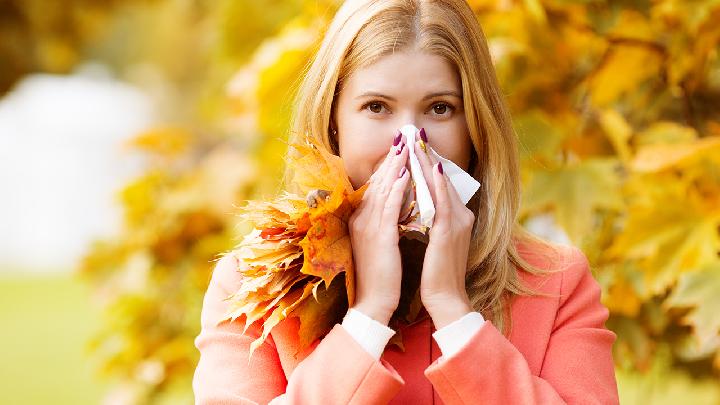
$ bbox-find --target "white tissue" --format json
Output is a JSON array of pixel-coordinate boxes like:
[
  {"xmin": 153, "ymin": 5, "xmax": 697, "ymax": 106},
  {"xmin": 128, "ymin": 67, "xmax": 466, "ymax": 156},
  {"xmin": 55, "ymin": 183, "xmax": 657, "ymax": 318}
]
[{"xmin": 399, "ymin": 124, "xmax": 481, "ymax": 231}]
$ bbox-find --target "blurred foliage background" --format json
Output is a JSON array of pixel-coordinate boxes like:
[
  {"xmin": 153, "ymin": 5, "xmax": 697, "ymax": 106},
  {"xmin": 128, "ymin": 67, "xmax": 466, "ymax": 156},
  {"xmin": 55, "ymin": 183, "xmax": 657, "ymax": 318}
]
[{"xmin": 2, "ymin": 0, "xmax": 719, "ymax": 403}]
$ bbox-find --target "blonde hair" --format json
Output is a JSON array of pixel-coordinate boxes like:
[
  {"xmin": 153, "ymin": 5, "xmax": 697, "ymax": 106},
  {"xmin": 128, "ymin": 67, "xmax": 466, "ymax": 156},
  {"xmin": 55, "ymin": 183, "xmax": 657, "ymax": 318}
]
[{"xmin": 285, "ymin": 0, "xmax": 564, "ymax": 336}]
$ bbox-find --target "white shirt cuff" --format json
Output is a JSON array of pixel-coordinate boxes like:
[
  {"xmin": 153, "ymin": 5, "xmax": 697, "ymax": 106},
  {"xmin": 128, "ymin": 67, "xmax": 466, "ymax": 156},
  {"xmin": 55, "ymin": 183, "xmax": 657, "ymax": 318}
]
[
  {"xmin": 341, "ymin": 307, "xmax": 396, "ymax": 360},
  {"xmin": 432, "ymin": 311, "xmax": 485, "ymax": 359}
]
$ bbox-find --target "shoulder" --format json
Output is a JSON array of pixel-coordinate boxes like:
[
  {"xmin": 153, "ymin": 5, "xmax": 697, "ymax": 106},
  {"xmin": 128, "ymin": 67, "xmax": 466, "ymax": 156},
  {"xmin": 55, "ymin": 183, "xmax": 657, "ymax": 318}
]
[
  {"xmin": 557, "ymin": 246, "xmax": 596, "ymax": 304},
  {"xmin": 519, "ymin": 238, "xmax": 609, "ymax": 328},
  {"xmin": 207, "ymin": 251, "xmax": 244, "ymax": 298},
  {"xmin": 514, "ymin": 237, "xmax": 601, "ymax": 307},
  {"xmin": 198, "ymin": 251, "xmax": 251, "ymax": 329},
  {"xmin": 514, "ymin": 236, "xmax": 578, "ymax": 271},
  {"xmin": 514, "ymin": 236, "xmax": 579, "ymax": 279}
]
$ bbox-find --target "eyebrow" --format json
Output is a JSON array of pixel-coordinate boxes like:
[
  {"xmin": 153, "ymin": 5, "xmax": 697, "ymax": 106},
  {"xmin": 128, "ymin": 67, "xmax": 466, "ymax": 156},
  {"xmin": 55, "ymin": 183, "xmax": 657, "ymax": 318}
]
[{"xmin": 354, "ymin": 90, "xmax": 462, "ymax": 101}]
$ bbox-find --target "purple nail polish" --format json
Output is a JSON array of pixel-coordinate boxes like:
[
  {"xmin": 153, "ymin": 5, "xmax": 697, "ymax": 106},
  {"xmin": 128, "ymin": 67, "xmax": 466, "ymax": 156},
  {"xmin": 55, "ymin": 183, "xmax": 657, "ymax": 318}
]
[
  {"xmin": 437, "ymin": 161, "xmax": 444, "ymax": 174},
  {"xmin": 393, "ymin": 131, "xmax": 402, "ymax": 146},
  {"xmin": 419, "ymin": 128, "xmax": 428, "ymax": 143},
  {"xmin": 399, "ymin": 167, "xmax": 407, "ymax": 178},
  {"xmin": 395, "ymin": 142, "xmax": 405, "ymax": 155}
]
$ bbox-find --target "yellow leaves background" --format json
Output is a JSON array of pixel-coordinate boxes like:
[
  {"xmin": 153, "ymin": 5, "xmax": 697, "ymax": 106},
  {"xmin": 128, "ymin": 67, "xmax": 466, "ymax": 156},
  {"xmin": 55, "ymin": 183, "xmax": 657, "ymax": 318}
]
[{"xmin": 2, "ymin": 0, "xmax": 715, "ymax": 402}]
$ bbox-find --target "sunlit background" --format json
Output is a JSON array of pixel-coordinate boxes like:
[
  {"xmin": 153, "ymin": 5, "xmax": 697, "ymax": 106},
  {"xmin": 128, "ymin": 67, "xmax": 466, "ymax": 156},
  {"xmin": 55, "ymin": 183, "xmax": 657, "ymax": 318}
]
[{"xmin": 1, "ymin": 0, "xmax": 719, "ymax": 404}]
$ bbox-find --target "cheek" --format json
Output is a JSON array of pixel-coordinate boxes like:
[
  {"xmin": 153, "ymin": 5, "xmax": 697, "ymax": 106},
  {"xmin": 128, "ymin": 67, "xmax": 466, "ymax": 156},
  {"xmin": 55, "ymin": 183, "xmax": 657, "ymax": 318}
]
[
  {"xmin": 339, "ymin": 135, "xmax": 390, "ymax": 190},
  {"xmin": 453, "ymin": 134, "xmax": 474, "ymax": 172},
  {"xmin": 425, "ymin": 125, "xmax": 473, "ymax": 171}
]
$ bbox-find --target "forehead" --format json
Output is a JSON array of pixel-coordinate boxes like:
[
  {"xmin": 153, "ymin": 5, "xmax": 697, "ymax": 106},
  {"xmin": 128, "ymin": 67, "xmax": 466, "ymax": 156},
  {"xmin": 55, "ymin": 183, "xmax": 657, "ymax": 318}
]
[{"xmin": 342, "ymin": 50, "xmax": 461, "ymax": 96}]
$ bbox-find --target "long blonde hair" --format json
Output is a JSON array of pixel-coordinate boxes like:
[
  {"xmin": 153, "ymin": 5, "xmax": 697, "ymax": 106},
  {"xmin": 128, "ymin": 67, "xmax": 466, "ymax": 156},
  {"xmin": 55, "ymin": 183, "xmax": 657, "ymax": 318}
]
[{"xmin": 285, "ymin": 0, "xmax": 564, "ymax": 336}]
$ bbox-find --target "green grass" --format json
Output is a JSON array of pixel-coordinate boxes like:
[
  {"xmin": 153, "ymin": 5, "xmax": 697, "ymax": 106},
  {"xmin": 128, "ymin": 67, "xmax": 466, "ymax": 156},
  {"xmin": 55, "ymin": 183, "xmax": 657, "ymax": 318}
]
[{"xmin": 0, "ymin": 271, "xmax": 107, "ymax": 404}]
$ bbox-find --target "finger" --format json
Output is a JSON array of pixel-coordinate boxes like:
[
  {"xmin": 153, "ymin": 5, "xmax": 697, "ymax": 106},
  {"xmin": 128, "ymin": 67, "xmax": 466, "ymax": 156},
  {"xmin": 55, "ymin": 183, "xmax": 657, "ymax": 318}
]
[
  {"xmin": 356, "ymin": 152, "xmax": 393, "ymax": 222},
  {"xmin": 359, "ymin": 131, "xmax": 403, "ymax": 222},
  {"xmin": 371, "ymin": 148, "xmax": 395, "ymax": 181},
  {"xmin": 363, "ymin": 146, "xmax": 396, "ymax": 202},
  {"xmin": 413, "ymin": 137, "xmax": 437, "ymax": 203},
  {"xmin": 378, "ymin": 140, "xmax": 408, "ymax": 198},
  {"xmin": 380, "ymin": 164, "xmax": 411, "ymax": 228},
  {"xmin": 359, "ymin": 148, "xmax": 400, "ymax": 234},
  {"xmin": 441, "ymin": 160, "xmax": 466, "ymax": 208},
  {"xmin": 367, "ymin": 130, "xmax": 403, "ymax": 186},
  {"xmin": 431, "ymin": 162, "xmax": 451, "ymax": 226},
  {"xmin": 368, "ymin": 142, "xmax": 409, "ymax": 225}
]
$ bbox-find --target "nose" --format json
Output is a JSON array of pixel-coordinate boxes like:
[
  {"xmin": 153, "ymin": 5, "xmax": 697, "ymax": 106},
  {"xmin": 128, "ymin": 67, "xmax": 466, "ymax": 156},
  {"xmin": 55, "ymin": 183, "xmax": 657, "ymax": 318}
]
[{"xmin": 392, "ymin": 116, "xmax": 420, "ymax": 145}]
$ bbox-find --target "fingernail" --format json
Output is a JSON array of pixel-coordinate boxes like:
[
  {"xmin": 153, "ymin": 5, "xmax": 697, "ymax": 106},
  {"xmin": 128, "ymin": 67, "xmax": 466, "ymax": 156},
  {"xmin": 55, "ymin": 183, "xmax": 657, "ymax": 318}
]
[
  {"xmin": 398, "ymin": 167, "xmax": 407, "ymax": 178},
  {"xmin": 419, "ymin": 128, "xmax": 428, "ymax": 143},
  {"xmin": 418, "ymin": 138, "xmax": 427, "ymax": 153},
  {"xmin": 393, "ymin": 131, "xmax": 402, "ymax": 146},
  {"xmin": 395, "ymin": 142, "xmax": 405, "ymax": 155},
  {"xmin": 437, "ymin": 161, "xmax": 444, "ymax": 174}
]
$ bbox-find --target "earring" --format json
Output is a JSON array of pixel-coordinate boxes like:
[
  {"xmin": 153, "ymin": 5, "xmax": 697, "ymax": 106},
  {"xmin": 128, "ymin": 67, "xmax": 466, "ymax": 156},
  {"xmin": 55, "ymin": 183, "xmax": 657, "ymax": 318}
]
[{"xmin": 331, "ymin": 128, "xmax": 337, "ymax": 136}]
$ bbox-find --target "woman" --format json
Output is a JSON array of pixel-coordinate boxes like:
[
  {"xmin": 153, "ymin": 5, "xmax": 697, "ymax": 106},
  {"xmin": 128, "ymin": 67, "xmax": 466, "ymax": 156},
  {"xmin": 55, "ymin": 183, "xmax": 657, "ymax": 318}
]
[{"xmin": 193, "ymin": 0, "xmax": 619, "ymax": 403}]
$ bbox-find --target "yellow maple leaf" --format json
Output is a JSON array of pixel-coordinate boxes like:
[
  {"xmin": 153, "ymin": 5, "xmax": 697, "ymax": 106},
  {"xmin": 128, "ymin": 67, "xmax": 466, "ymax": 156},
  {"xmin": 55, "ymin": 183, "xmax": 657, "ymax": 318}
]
[{"xmin": 218, "ymin": 134, "xmax": 369, "ymax": 359}]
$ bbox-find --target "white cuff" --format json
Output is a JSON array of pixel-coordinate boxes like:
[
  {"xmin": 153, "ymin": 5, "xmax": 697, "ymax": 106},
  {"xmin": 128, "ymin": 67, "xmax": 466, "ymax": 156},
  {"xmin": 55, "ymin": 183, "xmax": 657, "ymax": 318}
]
[
  {"xmin": 341, "ymin": 307, "xmax": 396, "ymax": 360},
  {"xmin": 432, "ymin": 311, "xmax": 485, "ymax": 358}
]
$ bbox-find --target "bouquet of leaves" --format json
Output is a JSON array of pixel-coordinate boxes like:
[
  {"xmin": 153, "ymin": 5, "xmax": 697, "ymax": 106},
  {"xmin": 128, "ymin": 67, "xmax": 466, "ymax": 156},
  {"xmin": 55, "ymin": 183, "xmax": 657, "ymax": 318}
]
[{"xmin": 218, "ymin": 135, "xmax": 426, "ymax": 359}]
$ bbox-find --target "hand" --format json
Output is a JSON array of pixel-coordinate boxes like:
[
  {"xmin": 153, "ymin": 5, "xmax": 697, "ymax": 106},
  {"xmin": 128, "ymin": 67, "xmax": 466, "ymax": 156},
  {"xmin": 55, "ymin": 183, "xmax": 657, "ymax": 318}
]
[
  {"xmin": 347, "ymin": 136, "xmax": 410, "ymax": 325},
  {"xmin": 413, "ymin": 129, "xmax": 475, "ymax": 329}
]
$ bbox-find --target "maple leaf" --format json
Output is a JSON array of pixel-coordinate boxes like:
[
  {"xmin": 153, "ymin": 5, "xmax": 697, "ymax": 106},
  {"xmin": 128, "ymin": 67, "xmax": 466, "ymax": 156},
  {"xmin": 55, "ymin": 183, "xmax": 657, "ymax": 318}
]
[
  {"xmin": 521, "ymin": 158, "xmax": 624, "ymax": 242},
  {"xmin": 290, "ymin": 274, "xmax": 349, "ymax": 355},
  {"xmin": 587, "ymin": 44, "xmax": 662, "ymax": 107},
  {"xmin": 631, "ymin": 136, "xmax": 720, "ymax": 173},
  {"xmin": 607, "ymin": 136, "xmax": 720, "ymax": 295},
  {"xmin": 286, "ymin": 137, "xmax": 354, "ymax": 196},
  {"xmin": 607, "ymin": 195, "xmax": 720, "ymax": 296},
  {"xmin": 665, "ymin": 262, "xmax": 720, "ymax": 351},
  {"xmin": 217, "ymin": 134, "xmax": 374, "ymax": 359},
  {"xmin": 298, "ymin": 183, "xmax": 356, "ymax": 296}
]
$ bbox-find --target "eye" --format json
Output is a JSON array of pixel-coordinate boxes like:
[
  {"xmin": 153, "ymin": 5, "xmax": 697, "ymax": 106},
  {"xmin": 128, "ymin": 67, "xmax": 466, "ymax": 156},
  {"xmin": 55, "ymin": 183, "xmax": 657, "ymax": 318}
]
[
  {"xmin": 430, "ymin": 102, "xmax": 454, "ymax": 116},
  {"xmin": 362, "ymin": 101, "xmax": 389, "ymax": 114}
]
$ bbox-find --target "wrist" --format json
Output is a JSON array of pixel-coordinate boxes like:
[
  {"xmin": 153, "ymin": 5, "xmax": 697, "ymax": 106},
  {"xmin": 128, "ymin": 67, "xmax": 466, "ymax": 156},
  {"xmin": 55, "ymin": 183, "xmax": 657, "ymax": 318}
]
[
  {"xmin": 426, "ymin": 297, "xmax": 473, "ymax": 330},
  {"xmin": 351, "ymin": 301, "xmax": 395, "ymax": 326}
]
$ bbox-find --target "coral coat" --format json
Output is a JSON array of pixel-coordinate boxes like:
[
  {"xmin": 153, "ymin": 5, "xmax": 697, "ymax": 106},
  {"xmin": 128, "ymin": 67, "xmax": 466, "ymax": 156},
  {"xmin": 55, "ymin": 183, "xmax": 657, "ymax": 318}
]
[{"xmin": 193, "ymin": 240, "xmax": 619, "ymax": 404}]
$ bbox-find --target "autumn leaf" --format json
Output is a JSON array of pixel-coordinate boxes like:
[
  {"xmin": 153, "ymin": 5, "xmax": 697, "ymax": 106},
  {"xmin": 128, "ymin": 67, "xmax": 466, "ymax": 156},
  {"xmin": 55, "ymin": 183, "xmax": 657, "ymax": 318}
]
[
  {"xmin": 290, "ymin": 274, "xmax": 349, "ymax": 355},
  {"xmin": 608, "ymin": 138, "xmax": 720, "ymax": 295},
  {"xmin": 514, "ymin": 110, "xmax": 566, "ymax": 165},
  {"xmin": 598, "ymin": 262, "xmax": 644, "ymax": 317},
  {"xmin": 633, "ymin": 121, "xmax": 698, "ymax": 147},
  {"xmin": 125, "ymin": 126, "xmax": 192, "ymax": 157},
  {"xmin": 607, "ymin": 196, "xmax": 720, "ymax": 295},
  {"xmin": 298, "ymin": 185, "xmax": 355, "ymax": 290},
  {"xmin": 521, "ymin": 158, "xmax": 624, "ymax": 242},
  {"xmin": 598, "ymin": 109, "xmax": 633, "ymax": 163},
  {"xmin": 631, "ymin": 136, "xmax": 720, "ymax": 173},
  {"xmin": 249, "ymin": 282, "xmax": 319, "ymax": 358},
  {"xmin": 665, "ymin": 262, "xmax": 720, "ymax": 350},
  {"xmin": 587, "ymin": 44, "xmax": 662, "ymax": 106},
  {"xmin": 286, "ymin": 137, "xmax": 354, "ymax": 196},
  {"xmin": 218, "ymin": 134, "xmax": 373, "ymax": 358}
]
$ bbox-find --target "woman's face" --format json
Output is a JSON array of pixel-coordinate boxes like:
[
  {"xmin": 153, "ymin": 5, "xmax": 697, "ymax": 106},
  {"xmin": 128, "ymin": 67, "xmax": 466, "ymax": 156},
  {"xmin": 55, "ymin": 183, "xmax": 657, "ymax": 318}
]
[{"xmin": 334, "ymin": 49, "xmax": 473, "ymax": 190}]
